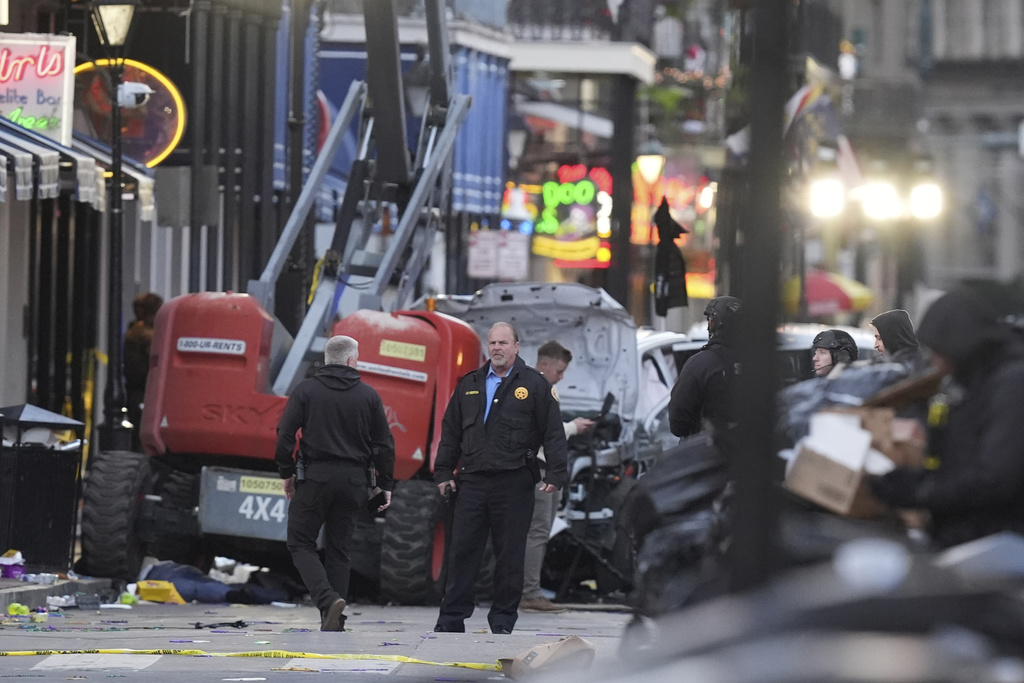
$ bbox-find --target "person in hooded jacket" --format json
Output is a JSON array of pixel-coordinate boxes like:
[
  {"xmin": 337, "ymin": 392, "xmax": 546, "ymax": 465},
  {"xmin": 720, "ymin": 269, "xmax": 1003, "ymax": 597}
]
[
  {"xmin": 869, "ymin": 287, "xmax": 1024, "ymax": 548},
  {"xmin": 870, "ymin": 309, "xmax": 930, "ymax": 374},
  {"xmin": 275, "ymin": 335, "xmax": 395, "ymax": 631},
  {"xmin": 669, "ymin": 296, "xmax": 742, "ymax": 438}
]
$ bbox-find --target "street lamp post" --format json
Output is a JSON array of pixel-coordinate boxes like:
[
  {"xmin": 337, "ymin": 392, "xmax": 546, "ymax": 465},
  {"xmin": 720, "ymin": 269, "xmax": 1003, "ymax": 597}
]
[{"xmin": 90, "ymin": 0, "xmax": 139, "ymax": 451}]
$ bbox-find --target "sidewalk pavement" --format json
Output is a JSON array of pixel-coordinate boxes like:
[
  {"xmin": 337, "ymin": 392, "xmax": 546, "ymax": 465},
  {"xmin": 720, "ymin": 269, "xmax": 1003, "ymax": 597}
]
[{"xmin": 0, "ymin": 576, "xmax": 113, "ymax": 610}]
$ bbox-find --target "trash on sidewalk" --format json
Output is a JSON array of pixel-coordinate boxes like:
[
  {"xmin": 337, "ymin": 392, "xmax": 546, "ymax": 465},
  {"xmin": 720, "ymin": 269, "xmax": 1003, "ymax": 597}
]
[
  {"xmin": 0, "ymin": 549, "xmax": 25, "ymax": 579},
  {"xmin": 6, "ymin": 602, "xmax": 30, "ymax": 616},
  {"xmin": 137, "ymin": 579, "xmax": 186, "ymax": 604},
  {"xmin": 21, "ymin": 572, "xmax": 58, "ymax": 585},
  {"xmin": 46, "ymin": 595, "xmax": 76, "ymax": 609},
  {"xmin": 74, "ymin": 592, "xmax": 102, "ymax": 610},
  {"xmin": 498, "ymin": 636, "xmax": 596, "ymax": 679},
  {"xmin": 192, "ymin": 618, "xmax": 248, "ymax": 630}
]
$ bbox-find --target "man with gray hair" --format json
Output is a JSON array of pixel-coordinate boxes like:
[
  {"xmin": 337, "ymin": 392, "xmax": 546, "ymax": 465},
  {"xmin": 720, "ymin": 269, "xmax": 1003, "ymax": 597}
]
[{"xmin": 276, "ymin": 335, "xmax": 395, "ymax": 631}]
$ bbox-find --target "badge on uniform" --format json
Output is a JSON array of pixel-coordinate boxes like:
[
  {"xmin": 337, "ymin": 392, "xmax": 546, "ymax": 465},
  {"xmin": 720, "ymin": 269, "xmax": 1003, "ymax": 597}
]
[
  {"xmin": 465, "ymin": 390, "xmax": 479, "ymax": 395},
  {"xmin": 514, "ymin": 387, "xmax": 528, "ymax": 400}
]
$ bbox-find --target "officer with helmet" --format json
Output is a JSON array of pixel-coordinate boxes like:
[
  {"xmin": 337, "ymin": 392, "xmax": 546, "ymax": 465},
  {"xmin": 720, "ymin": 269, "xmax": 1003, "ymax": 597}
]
[
  {"xmin": 810, "ymin": 329, "xmax": 859, "ymax": 378},
  {"xmin": 669, "ymin": 296, "xmax": 742, "ymax": 438}
]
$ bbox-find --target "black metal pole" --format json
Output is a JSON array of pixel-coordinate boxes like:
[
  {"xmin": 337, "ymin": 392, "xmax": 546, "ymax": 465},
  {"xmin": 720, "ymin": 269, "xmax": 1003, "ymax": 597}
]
[
  {"xmin": 605, "ymin": 73, "xmax": 637, "ymax": 309},
  {"xmin": 208, "ymin": 0, "xmax": 227, "ymax": 292},
  {"xmin": 728, "ymin": 0, "xmax": 788, "ymax": 593},
  {"xmin": 222, "ymin": 0, "xmax": 243, "ymax": 291},
  {"xmin": 275, "ymin": 0, "xmax": 309, "ymax": 334},
  {"xmin": 189, "ymin": 0, "xmax": 211, "ymax": 292},
  {"xmin": 101, "ymin": 57, "xmax": 131, "ymax": 451},
  {"xmin": 37, "ymin": 199, "xmax": 55, "ymax": 410},
  {"xmin": 238, "ymin": 9, "xmax": 262, "ymax": 283}
]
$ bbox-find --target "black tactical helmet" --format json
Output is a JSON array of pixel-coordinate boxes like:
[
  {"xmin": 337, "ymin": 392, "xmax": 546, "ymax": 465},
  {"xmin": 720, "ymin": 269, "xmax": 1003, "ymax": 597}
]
[
  {"xmin": 704, "ymin": 296, "xmax": 742, "ymax": 339},
  {"xmin": 811, "ymin": 329, "xmax": 859, "ymax": 366}
]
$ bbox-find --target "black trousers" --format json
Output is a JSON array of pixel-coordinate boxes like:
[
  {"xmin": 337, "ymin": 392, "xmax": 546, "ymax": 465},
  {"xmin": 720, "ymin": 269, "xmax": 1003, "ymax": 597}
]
[
  {"xmin": 286, "ymin": 462, "xmax": 365, "ymax": 615},
  {"xmin": 436, "ymin": 467, "xmax": 535, "ymax": 631}
]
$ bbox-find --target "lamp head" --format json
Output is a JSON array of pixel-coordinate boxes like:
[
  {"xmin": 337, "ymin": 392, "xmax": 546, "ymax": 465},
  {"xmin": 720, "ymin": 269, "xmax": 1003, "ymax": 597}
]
[
  {"xmin": 636, "ymin": 138, "xmax": 666, "ymax": 187},
  {"xmin": 90, "ymin": 0, "xmax": 140, "ymax": 50}
]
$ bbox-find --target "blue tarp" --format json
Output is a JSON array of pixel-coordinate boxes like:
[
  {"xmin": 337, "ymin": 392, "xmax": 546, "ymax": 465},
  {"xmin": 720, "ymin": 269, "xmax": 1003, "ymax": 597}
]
[{"xmin": 317, "ymin": 41, "xmax": 509, "ymax": 217}]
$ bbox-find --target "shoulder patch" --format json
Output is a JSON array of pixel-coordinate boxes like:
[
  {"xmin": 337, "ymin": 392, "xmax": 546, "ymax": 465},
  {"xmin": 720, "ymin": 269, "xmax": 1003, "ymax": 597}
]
[{"xmin": 514, "ymin": 387, "xmax": 529, "ymax": 400}]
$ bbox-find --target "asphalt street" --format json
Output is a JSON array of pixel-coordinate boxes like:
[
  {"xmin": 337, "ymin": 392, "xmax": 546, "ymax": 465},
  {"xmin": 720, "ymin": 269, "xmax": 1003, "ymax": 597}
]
[{"xmin": 0, "ymin": 591, "xmax": 634, "ymax": 682}]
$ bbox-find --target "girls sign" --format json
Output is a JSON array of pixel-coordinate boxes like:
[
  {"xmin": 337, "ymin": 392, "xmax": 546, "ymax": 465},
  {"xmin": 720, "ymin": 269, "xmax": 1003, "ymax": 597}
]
[{"xmin": 0, "ymin": 33, "xmax": 75, "ymax": 145}]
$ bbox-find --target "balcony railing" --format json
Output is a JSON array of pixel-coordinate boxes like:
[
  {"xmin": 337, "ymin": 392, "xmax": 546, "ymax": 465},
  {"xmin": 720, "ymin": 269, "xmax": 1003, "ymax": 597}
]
[{"xmin": 506, "ymin": 0, "xmax": 615, "ymax": 42}]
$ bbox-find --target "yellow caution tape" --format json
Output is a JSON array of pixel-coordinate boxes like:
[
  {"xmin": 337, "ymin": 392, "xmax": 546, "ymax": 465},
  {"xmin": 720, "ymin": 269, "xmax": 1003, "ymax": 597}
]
[{"xmin": 0, "ymin": 648, "xmax": 501, "ymax": 671}]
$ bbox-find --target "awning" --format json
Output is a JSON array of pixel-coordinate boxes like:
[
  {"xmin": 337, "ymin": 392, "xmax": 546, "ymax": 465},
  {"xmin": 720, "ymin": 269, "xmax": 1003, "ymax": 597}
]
[
  {"xmin": 516, "ymin": 100, "xmax": 614, "ymax": 139},
  {"xmin": 0, "ymin": 119, "xmax": 156, "ymax": 220},
  {"xmin": 72, "ymin": 133, "xmax": 156, "ymax": 222},
  {"xmin": 0, "ymin": 137, "xmax": 32, "ymax": 202},
  {"xmin": 0, "ymin": 121, "xmax": 60, "ymax": 200},
  {"xmin": 0, "ymin": 118, "xmax": 99, "ymax": 207}
]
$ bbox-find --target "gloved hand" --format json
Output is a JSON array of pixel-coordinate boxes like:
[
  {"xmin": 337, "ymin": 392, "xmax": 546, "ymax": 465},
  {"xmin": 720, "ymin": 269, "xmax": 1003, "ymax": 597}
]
[{"xmin": 868, "ymin": 467, "xmax": 925, "ymax": 508}]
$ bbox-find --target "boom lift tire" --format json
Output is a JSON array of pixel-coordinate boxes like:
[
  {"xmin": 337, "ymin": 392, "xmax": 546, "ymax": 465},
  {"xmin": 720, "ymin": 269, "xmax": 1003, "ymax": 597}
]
[
  {"xmin": 148, "ymin": 470, "xmax": 209, "ymax": 571},
  {"xmin": 380, "ymin": 479, "xmax": 447, "ymax": 605},
  {"xmin": 79, "ymin": 450, "xmax": 151, "ymax": 581}
]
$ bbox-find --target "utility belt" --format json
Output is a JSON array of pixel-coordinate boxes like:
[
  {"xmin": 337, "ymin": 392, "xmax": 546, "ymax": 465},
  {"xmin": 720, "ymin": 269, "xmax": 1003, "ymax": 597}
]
[{"xmin": 297, "ymin": 444, "xmax": 370, "ymax": 483}]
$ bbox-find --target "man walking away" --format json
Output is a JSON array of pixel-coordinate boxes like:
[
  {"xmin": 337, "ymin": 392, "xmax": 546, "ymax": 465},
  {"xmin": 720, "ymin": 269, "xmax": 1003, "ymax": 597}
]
[
  {"xmin": 275, "ymin": 335, "xmax": 395, "ymax": 631},
  {"xmin": 521, "ymin": 341, "xmax": 594, "ymax": 613},
  {"xmin": 433, "ymin": 323, "xmax": 568, "ymax": 634}
]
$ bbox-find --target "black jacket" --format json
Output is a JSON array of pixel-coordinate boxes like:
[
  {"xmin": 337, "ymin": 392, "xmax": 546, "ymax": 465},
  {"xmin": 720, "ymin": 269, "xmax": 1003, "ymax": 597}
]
[
  {"xmin": 668, "ymin": 338, "xmax": 739, "ymax": 438},
  {"xmin": 433, "ymin": 355, "xmax": 568, "ymax": 489},
  {"xmin": 275, "ymin": 365, "xmax": 396, "ymax": 491},
  {"xmin": 873, "ymin": 289, "xmax": 1024, "ymax": 547},
  {"xmin": 871, "ymin": 309, "xmax": 930, "ymax": 374}
]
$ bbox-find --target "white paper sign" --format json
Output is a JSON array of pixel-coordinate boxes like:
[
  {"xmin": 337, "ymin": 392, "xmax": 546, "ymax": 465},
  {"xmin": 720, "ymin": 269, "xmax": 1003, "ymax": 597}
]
[
  {"xmin": 496, "ymin": 231, "xmax": 530, "ymax": 281},
  {"xmin": 467, "ymin": 230, "xmax": 499, "ymax": 279}
]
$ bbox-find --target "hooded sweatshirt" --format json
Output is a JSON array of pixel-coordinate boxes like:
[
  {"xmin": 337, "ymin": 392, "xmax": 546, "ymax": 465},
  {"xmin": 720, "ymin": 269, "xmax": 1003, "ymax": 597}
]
[
  {"xmin": 275, "ymin": 364, "xmax": 395, "ymax": 490},
  {"xmin": 870, "ymin": 309, "xmax": 919, "ymax": 355},
  {"xmin": 905, "ymin": 288, "xmax": 1024, "ymax": 546}
]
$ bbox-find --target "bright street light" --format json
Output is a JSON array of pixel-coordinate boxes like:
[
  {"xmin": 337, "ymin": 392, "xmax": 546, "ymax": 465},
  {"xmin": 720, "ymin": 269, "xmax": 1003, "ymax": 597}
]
[
  {"xmin": 861, "ymin": 181, "xmax": 902, "ymax": 221},
  {"xmin": 909, "ymin": 182, "xmax": 943, "ymax": 220},
  {"xmin": 698, "ymin": 182, "xmax": 717, "ymax": 210},
  {"xmin": 636, "ymin": 139, "xmax": 666, "ymax": 187},
  {"xmin": 808, "ymin": 177, "xmax": 845, "ymax": 218}
]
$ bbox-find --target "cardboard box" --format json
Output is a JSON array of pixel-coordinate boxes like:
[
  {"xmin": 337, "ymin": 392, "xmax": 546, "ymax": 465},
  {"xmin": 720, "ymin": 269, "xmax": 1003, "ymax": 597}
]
[
  {"xmin": 822, "ymin": 407, "xmax": 926, "ymax": 468},
  {"xmin": 889, "ymin": 418, "xmax": 926, "ymax": 467},
  {"xmin": 785, "ymin": 444, "xmax": 886, "ymax": 519},
  {"xmin": 821, "ymin": 407, "xmax": 894, "ymax": 454},
  {"xmin": 499, "ymin": 636, "xmax": 596, "ymax": 679}
]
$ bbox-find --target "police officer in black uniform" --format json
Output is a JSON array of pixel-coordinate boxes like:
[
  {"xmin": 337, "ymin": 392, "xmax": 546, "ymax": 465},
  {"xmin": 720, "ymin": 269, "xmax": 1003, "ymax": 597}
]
[
  {"xmin": 433, "ymin": 322, "xmax": 568, "ymax": 635},
  {"xmin": 669, "ymin": 296, "xmax": 742, "ymax": 438},
  {"xmin": 810, "ymin": 329, "xmax": 859, "ymax": 378}
]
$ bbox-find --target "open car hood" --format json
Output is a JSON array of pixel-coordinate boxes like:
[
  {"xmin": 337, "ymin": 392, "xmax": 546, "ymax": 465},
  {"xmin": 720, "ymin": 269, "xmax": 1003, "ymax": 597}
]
[{"xmin": 424, "ymin": 283, "xmax": 639, "ymax": 425}]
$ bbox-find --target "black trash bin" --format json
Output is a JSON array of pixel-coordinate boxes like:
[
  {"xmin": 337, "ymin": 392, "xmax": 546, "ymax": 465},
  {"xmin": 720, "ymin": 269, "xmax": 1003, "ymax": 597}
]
[{"xmin": 0, "ymin": 404, "xmax": 85, "ymax": 573}]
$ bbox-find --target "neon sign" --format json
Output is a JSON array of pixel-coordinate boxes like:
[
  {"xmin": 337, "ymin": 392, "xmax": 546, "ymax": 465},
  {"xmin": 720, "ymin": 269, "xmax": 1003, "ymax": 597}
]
[
  {"xmin": 75, "ymin": 59, "xmax": 187, "ymax": 167},
  {"xmin": 0, "ymin": 33, "xmax": 75, "ymax": 144},
  {"xmin": 527, "ymin": 165, "xmax": 614, "ymax": 268}
]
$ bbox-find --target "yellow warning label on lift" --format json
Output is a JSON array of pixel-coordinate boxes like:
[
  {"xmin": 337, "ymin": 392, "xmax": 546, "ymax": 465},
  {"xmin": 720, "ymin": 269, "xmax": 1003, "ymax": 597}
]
[
  {"xmin": 239, "ymin": 476, "xmax": 285, "ymax": 495},
  {"xmin": 379, "ymin": 340, "xmax": 426, "ymax": 362}
]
